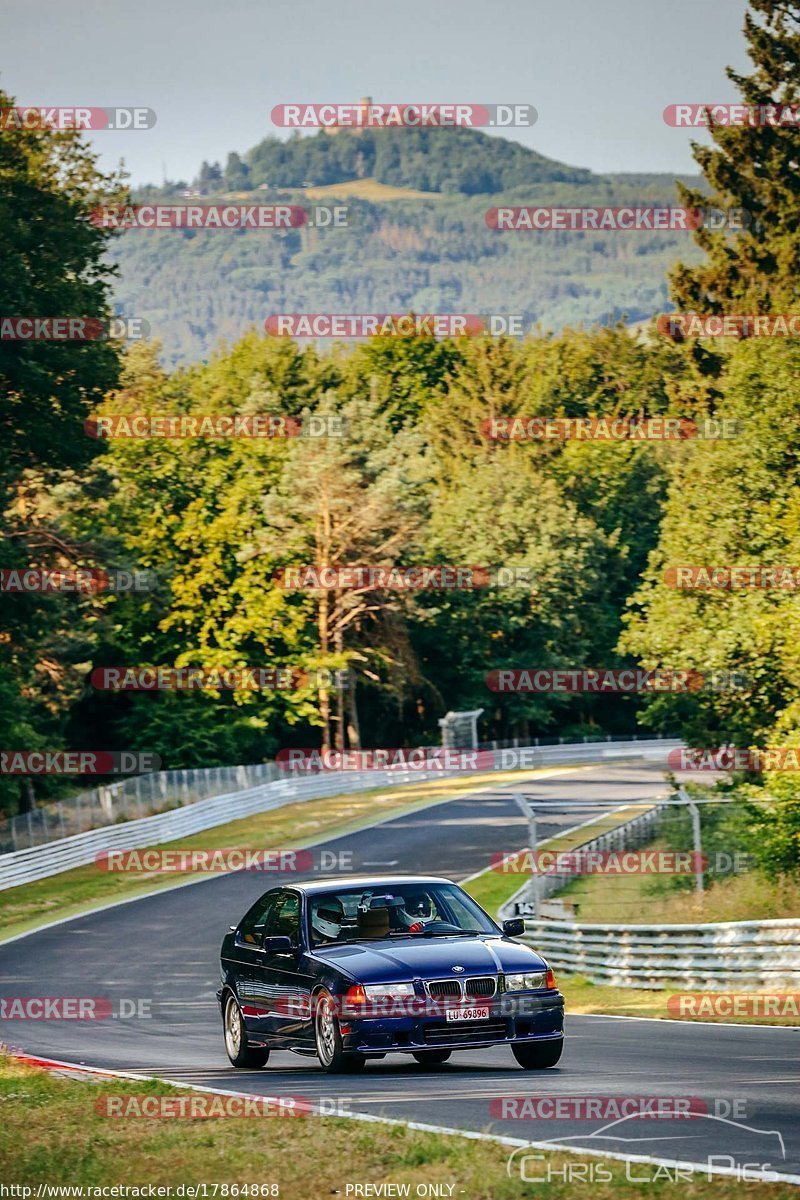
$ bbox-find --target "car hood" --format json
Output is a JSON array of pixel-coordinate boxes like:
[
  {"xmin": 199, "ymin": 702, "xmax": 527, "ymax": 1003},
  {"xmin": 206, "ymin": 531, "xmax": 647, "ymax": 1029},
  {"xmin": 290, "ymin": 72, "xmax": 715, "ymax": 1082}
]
[{"xmin": 310, "ymin": 935, "xmax": 547, "ymax": 983}]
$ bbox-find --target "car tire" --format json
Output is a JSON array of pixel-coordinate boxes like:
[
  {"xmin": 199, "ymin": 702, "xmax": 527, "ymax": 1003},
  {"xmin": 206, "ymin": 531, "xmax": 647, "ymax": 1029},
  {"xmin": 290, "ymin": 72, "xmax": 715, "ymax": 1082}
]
[
  {"xmin": 412, "ymin": 1050, "xmax": 452, "ymax": 1065},
  {"xmin": 512, "ymin": 1039, "xmax": 563, "ymax": 1069},
  {"xmin": 223, "ymin": 993, "xmax": 270, "ymax": 1069},
  {"xmin": 314, "ymin": 989, "xmax": 366, "ymax": 1073}
]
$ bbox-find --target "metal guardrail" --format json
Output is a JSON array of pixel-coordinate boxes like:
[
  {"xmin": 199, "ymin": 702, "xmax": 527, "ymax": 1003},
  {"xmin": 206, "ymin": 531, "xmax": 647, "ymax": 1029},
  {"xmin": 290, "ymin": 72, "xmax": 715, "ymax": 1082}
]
[
  {"xmin": 0, "ymin": 763, "xmax": 280, "ymax": 855},
  {"xmin": 495, "ymin": 802, "xmax": 800, "ymax": 991},
  {"xmin": 0, "ymin": 738, "xmax": 678, "ymax": 891},
  {"xmin": 0, "ymin": 731, "xmax": 672, "ymax": 855},
  {"xmin": 519, "ymin": 918, "xmax": 800, "ymax": 990}
]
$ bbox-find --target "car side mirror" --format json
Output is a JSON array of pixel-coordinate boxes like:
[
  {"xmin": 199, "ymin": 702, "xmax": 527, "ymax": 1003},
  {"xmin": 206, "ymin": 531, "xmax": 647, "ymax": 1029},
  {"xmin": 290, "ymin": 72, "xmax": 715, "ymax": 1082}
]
[
  {"xmin": 502, "ymin": 918, "xmax": 525, "ymax": 937},
  {"xmin": 262, "ymin": 935, "xmax": 293, "ymax": 953}
]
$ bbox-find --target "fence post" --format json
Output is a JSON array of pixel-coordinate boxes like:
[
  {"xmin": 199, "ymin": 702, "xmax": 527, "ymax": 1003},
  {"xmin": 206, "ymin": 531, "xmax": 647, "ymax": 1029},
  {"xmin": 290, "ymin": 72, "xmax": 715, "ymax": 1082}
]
[
  {"xmin": 513, "ymin": 793, "xmax": 539, "ymax": 920},
  {"xmin": 675, "ymin": 786, "xmax": 704, "ymax": 894}
]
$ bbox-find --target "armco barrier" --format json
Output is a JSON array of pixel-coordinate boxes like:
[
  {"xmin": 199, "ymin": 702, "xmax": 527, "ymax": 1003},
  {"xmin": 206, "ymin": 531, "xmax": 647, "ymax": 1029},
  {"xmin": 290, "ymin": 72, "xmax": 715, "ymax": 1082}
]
[
  {"xmin": 0, "ymin": 739, "xmax": 678, "ymax": 891},
  {"xmin": 518, "ymin": 917, "xmax": 800, "ymax": 990},
  {"xmin": 0, "ymin": 732, "xmax": 670, "ymax": 854},
  {"xmin": 496, "ymin": 799, "xmax": 800, "ymax": 991}
]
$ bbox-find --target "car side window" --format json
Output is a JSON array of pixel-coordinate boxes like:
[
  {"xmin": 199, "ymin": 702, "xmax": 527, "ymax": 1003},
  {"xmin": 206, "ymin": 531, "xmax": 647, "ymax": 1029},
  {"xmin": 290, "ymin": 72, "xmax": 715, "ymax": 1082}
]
[
  {"xmin": 238, "ymin": 892, "xmax": 279, "ymax": 945},
  {"xmin": 269, "ymin": 891, "xmax": 301, "ymax": 946}
]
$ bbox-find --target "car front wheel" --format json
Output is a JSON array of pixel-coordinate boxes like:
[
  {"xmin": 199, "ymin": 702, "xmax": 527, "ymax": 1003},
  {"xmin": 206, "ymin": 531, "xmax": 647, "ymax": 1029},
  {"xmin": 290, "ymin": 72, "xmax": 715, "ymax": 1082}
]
[
  {"xmin": 314, "ymin": 990, "xmax": 366, "ymax": 1074},
  {"xmin": 512, "ymin": 1039, "xmax": 563, "ymax": 1069},
  {"xmin": 223, "ymin": 993, "xmax": 270, "ymax": 1069}
]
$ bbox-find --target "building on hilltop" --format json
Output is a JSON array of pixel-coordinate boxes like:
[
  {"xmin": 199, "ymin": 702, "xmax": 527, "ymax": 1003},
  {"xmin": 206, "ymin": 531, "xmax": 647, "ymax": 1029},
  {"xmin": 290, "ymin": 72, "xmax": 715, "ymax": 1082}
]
[{"xmin": 324, "ymin": 97, "xmax": 372, "ymax": 137}]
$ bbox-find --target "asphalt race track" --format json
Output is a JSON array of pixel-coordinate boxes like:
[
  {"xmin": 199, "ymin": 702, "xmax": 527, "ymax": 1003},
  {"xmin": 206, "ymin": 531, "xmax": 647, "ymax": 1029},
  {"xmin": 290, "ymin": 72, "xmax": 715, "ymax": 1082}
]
[{"xmin": 1, "ymin": 761, "xmax": 798, "ymax": 1180}]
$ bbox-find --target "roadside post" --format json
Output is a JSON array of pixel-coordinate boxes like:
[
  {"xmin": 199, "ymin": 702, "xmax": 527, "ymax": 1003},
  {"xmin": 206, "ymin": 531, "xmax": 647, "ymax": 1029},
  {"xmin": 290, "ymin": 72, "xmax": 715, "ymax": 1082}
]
[
  {"xmin": 677, "ymin": 786, "xmax": 704, "ymax": 894},
  {"xmin": 513, "ymin": 792, "xmax": 539, "ymax": 919}
]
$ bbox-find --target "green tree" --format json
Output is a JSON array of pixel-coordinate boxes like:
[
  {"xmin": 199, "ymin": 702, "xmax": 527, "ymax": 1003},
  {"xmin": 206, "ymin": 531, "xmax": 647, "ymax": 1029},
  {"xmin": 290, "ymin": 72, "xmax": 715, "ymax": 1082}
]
[
  {"xmin": 224, "ymin": 151, "xmax": 251, "ymax": 191},
  {"xmin": 0, "ymin": 86, "xmax": 124, "ymax": 502},
  {"xmin": 739, "ymin": 699, "xmax": 800, "ymax": 877},
  {"xmin": 77, "ymin": 338, "xmax": 317, "ymax": 767},
  {"xmin": 620, "ymin": 339, "xmax": 800, "ymax": 747},
  {"xmin": 239, "ymin": 390, "xmax": 430, "ymax": 749},
  {"xmin": 0, "ymin": 86, "xmax": 127, "ymax": 814},
  {"xmin": 670, "ymin": 0, "xmax": 800, "ymax": 314}
]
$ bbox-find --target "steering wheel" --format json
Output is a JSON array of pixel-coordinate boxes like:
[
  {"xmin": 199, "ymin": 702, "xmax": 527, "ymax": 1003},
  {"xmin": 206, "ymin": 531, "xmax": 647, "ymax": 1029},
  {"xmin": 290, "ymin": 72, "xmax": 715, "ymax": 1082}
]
[{"xmin": 412, "ymin": 920, "xmax": 461, "ymax": 933}]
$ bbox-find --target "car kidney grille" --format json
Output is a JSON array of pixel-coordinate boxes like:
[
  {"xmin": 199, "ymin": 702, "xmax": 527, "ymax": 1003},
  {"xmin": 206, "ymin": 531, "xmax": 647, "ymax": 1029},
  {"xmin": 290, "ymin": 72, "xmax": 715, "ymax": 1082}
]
[
  {"xmin": 465, "ymin": 976, "xmax": 497, "ymax": 998},
  {"xmin": 427, "ymin": 980, "xmax": 462, "ymax": 998}
]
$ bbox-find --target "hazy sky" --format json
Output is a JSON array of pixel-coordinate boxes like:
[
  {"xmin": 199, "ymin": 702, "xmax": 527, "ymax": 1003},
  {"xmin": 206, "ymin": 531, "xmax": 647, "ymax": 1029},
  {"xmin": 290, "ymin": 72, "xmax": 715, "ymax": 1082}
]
[{"xmin": 4, "ymin": 0, "xmax": 751, "ymax": 186}]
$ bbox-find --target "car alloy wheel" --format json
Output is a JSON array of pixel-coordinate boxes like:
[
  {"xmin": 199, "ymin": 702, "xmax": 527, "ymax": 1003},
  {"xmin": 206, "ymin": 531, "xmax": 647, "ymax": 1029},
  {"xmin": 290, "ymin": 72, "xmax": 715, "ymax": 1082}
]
[
  {"xmin": 225, "ymin": 995, "xmax": 242, "ymax": 1057},
  {"xmin": 223, "ymin": 993, "xmax": 270, "ymax": 1069},
  {"xmin": 315, "ymin": 993, "xmax": 337, "ymax": 1065},
  {"xmin": 314, "ymin": 989, "xmax": 365, "ymax": 1073}
]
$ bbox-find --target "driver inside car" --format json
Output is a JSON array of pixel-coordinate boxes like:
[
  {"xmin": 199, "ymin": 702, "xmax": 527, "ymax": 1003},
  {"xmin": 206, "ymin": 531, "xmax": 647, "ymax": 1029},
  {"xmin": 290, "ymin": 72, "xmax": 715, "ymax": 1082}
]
[
  {"xmin": 396, "ymin": 890, "xmax": 438, "ymax": 932},
  {"xmin": 310, "ymin": 896, "xmax": 345, "ymax": 946}
]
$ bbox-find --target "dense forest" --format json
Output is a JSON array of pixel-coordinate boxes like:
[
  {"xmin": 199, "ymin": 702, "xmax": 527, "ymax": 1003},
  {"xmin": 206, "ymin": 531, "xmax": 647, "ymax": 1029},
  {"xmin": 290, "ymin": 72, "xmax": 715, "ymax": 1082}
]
[
  {"xmin": 116, "ymin": 128, "xmax": 701, "ymax": 365},
  {"xmin": 1, "ymin": 0, "xmax": 799, "ymax": 858}
]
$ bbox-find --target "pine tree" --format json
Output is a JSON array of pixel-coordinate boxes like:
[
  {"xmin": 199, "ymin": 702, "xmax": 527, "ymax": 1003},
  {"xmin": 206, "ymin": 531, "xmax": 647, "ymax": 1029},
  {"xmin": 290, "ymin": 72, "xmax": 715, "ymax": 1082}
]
[
  {"xmin": 670, "ymin": 0, "xmax": 800, "ymax": 314},
  {"xmin": 224, "ymin": 151, "xmax": 251, "ymax": 191},
  {"xmin": 197, "ymin": 160, "xmax": 223, "ymax": 193}
]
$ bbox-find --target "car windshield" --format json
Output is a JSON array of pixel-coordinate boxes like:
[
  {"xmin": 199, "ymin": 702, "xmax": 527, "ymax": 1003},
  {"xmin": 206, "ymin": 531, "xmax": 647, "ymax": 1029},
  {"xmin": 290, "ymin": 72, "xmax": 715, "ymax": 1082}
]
[{"xmin": 307, "ymin": 882, "xmax": 498, "ymax": 947}]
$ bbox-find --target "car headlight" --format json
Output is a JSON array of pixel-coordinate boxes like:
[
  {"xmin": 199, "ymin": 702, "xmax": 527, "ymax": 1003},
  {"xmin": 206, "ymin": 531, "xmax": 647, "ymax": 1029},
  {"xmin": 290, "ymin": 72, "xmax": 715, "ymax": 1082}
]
[
  {"xmin": 505, "ymin": 972, "xmax": 546, "ymax": 991},
  {"xmin": 363, "ymin": 982, "xmax": 415, "ymax": 999}
]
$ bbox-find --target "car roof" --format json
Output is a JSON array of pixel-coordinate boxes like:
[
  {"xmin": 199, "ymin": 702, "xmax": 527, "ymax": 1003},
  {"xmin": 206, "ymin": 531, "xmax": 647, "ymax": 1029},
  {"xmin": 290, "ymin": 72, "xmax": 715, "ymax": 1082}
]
[{"xmin": 281, "ymin": 875, "xmax": 455, "ymax": 896}]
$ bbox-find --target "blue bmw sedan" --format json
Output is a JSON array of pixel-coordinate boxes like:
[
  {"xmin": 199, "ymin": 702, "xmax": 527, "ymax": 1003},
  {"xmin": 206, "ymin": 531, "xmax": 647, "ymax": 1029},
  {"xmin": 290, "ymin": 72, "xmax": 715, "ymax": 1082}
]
[{"xmin": 218, "ymin": 875, "xmax": 565, "ymax": 1073}]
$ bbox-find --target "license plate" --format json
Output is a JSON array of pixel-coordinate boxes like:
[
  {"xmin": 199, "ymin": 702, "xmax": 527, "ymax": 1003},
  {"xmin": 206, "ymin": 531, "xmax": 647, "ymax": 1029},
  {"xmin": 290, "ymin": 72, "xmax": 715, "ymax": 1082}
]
[{"xmin": 444, "ymin": 1006, "xmax": 490, "ymax": 1022}]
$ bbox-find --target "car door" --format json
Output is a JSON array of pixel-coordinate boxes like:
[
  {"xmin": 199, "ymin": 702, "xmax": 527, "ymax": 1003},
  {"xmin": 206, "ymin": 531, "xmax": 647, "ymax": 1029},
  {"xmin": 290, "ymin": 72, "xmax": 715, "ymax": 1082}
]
[
  {"xmin": 258, "ymin": 889, "xmax": 316, "ymax": 1045},
  {"xmin": 229, "ymin": 889, "xmax": 281, "ymax": 1033}
]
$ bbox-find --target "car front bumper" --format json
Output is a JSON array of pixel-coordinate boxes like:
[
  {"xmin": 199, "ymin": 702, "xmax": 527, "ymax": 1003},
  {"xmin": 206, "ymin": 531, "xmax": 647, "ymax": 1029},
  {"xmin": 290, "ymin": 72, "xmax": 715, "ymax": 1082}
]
[{"xmin": 340, "ymin": 991, "xmax": 564, "ymax": 1054}]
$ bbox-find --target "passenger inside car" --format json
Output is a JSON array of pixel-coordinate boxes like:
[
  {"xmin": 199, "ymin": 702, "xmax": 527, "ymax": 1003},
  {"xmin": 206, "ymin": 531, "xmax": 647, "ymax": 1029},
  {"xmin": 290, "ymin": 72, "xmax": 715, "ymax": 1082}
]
[{"xmin": 357, "ymin": 906, "xmax": 390, "ymax": 938}]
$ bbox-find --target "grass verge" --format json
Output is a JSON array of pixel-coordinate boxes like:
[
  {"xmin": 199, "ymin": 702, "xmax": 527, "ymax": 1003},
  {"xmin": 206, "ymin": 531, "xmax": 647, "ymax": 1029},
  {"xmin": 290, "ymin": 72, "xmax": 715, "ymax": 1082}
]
[
  {"xmin": 552, "ymin": 840, "xmax": 800, "ymax": 924},
  {"xmin": 560, "ymin": 974, "xmax": 799, "ymax": 1026},
  {"xmin": 1, "ymin": 1056, "xmax": 795, "ymax": 1197},
  {"xmin": 303, "ymin": 176, "xmax": 444, "ymax": 201}
]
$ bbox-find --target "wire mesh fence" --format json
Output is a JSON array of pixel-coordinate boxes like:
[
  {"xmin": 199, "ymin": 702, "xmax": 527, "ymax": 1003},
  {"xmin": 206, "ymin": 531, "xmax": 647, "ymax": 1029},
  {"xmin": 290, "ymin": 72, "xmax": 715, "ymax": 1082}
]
[
  {"xmin": 0, "ymin": 762, "xmax": 280, "ymax": 855},
  {"xmin": 0, "ymin": 738, "xmax": 682, "ymax": 890},
  {"xmin": 502, "ymin": 793, "xmax": 762, "ymax": 925},
  {"xmin": 476, "ymin": 732, "xmax": 665, "ymax": 750}
]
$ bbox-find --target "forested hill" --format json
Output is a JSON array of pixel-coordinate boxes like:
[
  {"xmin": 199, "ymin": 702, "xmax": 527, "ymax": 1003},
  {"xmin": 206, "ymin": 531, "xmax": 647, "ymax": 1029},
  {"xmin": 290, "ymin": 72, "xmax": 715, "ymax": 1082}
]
[
  {"xmin": 114, "ymin": 126, "xmax": 701, "ymax": 365},
  {"xmin": 200, "ymin": 125, "xmax": 593, "ymax": 194}
]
